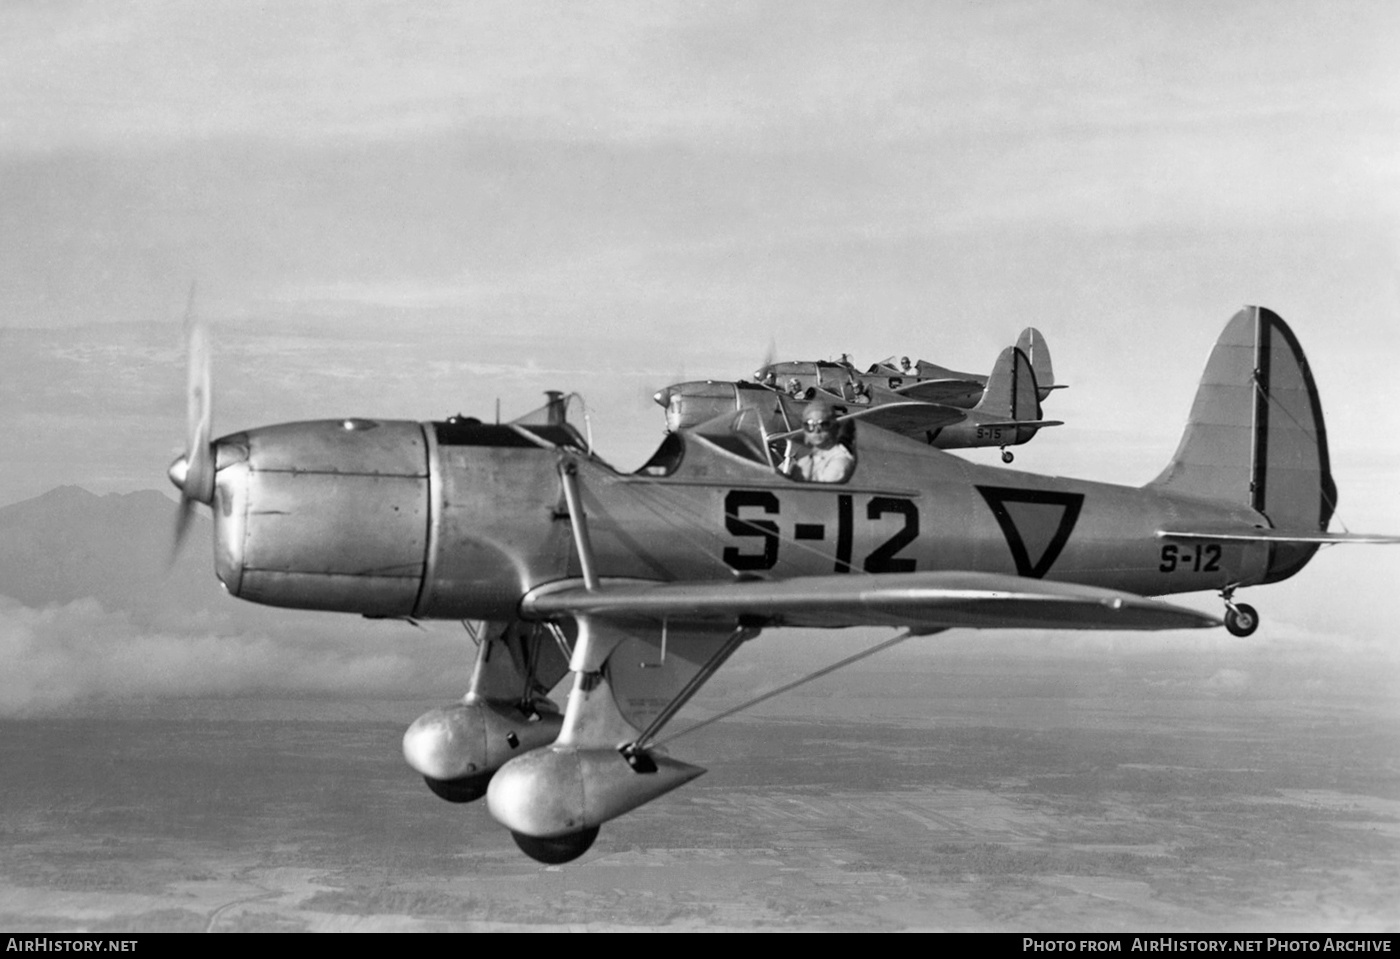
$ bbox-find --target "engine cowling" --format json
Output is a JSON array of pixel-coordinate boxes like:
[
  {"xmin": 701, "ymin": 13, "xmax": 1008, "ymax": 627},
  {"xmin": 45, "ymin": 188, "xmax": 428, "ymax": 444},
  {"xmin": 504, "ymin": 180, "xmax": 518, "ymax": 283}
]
[{"xmin": 210, "ymin": 419, "xmax": 431, "ymax": 616}]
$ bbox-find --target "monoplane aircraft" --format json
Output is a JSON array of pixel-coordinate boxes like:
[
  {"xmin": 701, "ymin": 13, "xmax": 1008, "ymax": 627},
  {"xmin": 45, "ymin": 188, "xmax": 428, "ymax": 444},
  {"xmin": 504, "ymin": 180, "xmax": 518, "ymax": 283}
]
[
  {"xmin": 167, "ymin": 306, "xmax": 1397, "ymax": 864},
  {"xmin": 657, "ymin": 343, "xmax": 1061, "ymax": 462},
  {"xmin": 754, "ymin": 327, "xmax": 1060, "ymax": 409}
]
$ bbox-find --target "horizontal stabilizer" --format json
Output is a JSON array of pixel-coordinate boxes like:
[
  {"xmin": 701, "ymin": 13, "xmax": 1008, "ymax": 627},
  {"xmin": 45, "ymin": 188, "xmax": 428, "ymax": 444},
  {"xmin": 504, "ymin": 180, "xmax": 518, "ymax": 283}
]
[
  {"xmin": 978, "ymin": 419, "xmax": 1064, "ymax": 430},
  {"xmin": 522, "ymin": 571, "xmax": 1220, "ymax": 632},
  {"xmin": 1158, "ymin": 528, "xmax": 1400, "ymax": 545}
]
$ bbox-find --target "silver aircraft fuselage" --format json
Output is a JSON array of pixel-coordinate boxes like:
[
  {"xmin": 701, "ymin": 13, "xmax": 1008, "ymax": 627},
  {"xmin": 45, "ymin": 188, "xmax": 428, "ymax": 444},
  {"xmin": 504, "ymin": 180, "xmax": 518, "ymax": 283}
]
[
  {"xmin": 654, "ymin": 380, "xmax": 1048, "ymax": 452},
  {"xmin": 205, "ymin": 415, "xmax": 1293, "ymax": 623}
]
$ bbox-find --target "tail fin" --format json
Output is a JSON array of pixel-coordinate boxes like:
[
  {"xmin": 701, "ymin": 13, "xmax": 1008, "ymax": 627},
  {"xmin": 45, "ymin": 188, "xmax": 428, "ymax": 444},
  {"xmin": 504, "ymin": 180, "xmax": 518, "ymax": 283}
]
[
  {"xmin": 975, "ymin": 346, "xmax": 1042, "ymax": 420},
  {"xmin": 1148, "ymin": 306, "xmax": 1337, "ymax": 579},
  {"xmin": 1014, "ymin": 327, "xmax": 1056, "ymax": 392}
]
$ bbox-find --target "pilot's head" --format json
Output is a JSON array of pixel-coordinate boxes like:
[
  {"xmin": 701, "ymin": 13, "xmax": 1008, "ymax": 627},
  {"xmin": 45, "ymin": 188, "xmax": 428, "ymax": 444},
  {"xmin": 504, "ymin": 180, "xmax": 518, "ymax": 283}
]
[
  {"xmin": 900, "ymin": 355, "xmax": 912, "ymax": 371},
  {"xmin": 787, "ymin": 377, "xmax": 802, "ymax": 394},
  {"xmin": 802, "ymin": 401, "xmax": 839, "ymax": 450}
]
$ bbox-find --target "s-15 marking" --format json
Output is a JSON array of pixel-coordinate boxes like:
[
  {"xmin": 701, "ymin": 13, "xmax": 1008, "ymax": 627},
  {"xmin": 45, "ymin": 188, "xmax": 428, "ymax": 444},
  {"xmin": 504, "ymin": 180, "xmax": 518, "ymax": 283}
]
[{"xmin": 722, "ymin": 489, "xmax": 919, "ymax": 573}]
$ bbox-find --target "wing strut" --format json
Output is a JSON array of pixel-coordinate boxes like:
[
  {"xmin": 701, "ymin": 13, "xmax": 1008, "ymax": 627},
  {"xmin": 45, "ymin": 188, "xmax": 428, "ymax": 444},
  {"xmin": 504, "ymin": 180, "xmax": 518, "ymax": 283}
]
[
  {"xmin": 651, "ymin": 628, "xmax": 925, "ymax": 749},
  {"xmin": 558, "ymin": 458, "xmax": 599, "ymax": 591},
  {"xmin": 626, "ymin": 624, "xmax": 756, "ymax": 759}
]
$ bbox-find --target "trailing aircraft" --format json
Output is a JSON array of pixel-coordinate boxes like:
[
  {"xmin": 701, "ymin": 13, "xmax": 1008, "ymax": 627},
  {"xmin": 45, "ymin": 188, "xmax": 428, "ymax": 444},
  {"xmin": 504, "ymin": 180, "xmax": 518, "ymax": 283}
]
[
  {"xmin": 656, "ymin": 342, "xmax": 1062, "ymax": 462},
  {"xmin": 754, "ymin": 326, "xmax": 1061, "ymax": 409},
  {"xmin": 167, "ymin": 306, "xmax": 1397, "ymax": 864}
]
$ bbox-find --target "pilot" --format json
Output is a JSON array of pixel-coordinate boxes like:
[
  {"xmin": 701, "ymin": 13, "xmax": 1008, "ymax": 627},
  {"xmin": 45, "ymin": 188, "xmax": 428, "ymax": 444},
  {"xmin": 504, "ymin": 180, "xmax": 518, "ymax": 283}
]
[
  {"xmin": 899, "ymin": 356, "xmax": 913, "ymax": 373},
  {"xmin": 843, "ymin": 374, "xmax": 871, "ymax": 404},
  {"xmin": 786, "ymin": 377, "xmax": 804, "ymax": 397},
  {"xmin": 783, "ymin": 401, "xmax": 855, "ymax": 484}
]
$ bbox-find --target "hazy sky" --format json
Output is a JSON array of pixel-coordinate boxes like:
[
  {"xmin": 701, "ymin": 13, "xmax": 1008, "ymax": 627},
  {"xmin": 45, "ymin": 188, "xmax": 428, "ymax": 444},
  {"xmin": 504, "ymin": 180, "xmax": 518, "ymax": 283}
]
[{"xmin": 1, "ymin": 2, "xmax": 1398, "ymax": 707}]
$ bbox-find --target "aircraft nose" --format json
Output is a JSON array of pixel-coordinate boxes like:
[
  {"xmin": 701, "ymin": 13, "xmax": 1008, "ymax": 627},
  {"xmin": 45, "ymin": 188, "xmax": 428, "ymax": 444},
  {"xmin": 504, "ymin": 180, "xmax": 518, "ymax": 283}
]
[{"xmin": 652, "ymin": 388, "xmax": 672, "ymax": 408}]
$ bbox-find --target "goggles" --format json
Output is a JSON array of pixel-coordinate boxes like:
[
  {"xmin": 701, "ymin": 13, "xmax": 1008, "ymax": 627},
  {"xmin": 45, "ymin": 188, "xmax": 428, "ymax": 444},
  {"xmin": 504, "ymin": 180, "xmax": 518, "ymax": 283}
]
[{"xmin": 804, "ymin": 419, "xmax": 835, "ymax": 431}]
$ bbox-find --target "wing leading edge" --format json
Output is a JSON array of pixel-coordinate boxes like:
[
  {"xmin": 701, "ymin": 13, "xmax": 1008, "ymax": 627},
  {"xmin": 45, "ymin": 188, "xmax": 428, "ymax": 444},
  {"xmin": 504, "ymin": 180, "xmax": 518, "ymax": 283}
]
[
  {"xmin": 1158, "ymin": 528, "xmax": 1400, "ymax": 545},
  {"xmin": 522, "ymin": 570, "xmax": 1220, "ymax": 632}
]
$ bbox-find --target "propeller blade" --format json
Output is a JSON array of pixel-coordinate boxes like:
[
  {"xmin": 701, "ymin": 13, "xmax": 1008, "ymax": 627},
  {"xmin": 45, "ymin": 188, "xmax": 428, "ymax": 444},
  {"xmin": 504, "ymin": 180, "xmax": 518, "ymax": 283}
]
[
  {"xmin": 753, "ymin": 338, "xmax": 777, "ymax": 382},
  {"xmin": 646, "ymin": 363, "xmax": 687, "ymax": 410},
  {"xmin": 178, "ymin": 287, "xmax": 215, "ymax": 503},
  {"xmin": 182, "ymin": 306, "xmax": 214, "ymax": 504},
  {"xmin": 167, "ymin": 284, "xmax": 216, "ymax": 562},
  {"xmin": 169, "ymin": 495, "xmax": 198, "ymax": 564}
]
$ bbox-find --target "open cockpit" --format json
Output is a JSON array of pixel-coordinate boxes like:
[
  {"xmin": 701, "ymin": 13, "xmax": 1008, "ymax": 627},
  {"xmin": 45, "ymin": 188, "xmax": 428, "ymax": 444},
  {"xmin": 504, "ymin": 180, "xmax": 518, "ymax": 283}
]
[{"xmin": 635, "ymin": 407, "xmax": 858, "ymax": 484}]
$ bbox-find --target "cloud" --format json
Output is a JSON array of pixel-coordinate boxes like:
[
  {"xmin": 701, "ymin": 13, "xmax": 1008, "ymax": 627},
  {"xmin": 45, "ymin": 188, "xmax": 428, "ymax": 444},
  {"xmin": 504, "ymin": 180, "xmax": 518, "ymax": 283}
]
[
  {"xmin": 1203, "ymin": 668, "xmax": 1250, "ymax": 691},
  {"xmin": 0, "ymin": 596, "xmax": 466, "ymax": 716},
  {"xmin": 5, "ymin": 2, "xmax": 1396, "ymax": 172}
]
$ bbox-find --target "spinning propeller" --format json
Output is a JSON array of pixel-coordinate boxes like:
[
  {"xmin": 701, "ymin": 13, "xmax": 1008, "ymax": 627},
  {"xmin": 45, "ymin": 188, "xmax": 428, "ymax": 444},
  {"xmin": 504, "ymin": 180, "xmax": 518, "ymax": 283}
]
[
  {"xmin": 752, "ymin": 336, "xmax": 777, "ymax": 382},
  {"xmin": 167, "ymin": 290, "xmax": 215, "ymax": 553}
]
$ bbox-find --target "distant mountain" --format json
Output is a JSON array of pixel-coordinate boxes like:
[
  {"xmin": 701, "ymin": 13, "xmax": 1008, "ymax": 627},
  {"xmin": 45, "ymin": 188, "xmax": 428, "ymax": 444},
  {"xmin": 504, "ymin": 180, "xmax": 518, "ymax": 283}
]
[{"xmin": 0, "ymin": 486, "xmax": 231, "ymax": 618}]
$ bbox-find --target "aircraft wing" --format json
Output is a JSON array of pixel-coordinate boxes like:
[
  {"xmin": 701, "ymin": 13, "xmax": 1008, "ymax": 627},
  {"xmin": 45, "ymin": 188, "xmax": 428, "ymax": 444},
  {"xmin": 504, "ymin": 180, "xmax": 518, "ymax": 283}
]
[
  {"xmin": 892, "ymin": 378, "xmax": 986, "ymax": 404},
  {"xmin": 522, "ymin": 571, "xmax": 1220, "ymax": 632},
  {"xmin": 1157, "ymin": 527, "xmax": 1400, "ymax": 544},
  {"xmin": 769, "ymin": 400, "xmax": 969, "ymax": 440},
  {"xmin": 847, "ymin": 400, "xmax": 968, "ymax": 435}
]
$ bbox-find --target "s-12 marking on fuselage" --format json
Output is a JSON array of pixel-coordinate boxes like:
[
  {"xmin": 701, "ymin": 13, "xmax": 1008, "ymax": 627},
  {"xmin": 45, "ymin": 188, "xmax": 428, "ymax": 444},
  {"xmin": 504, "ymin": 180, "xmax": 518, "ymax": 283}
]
[{"xmin": 167, "ymin": 306, "xmax": 1398, "ymax": 864}]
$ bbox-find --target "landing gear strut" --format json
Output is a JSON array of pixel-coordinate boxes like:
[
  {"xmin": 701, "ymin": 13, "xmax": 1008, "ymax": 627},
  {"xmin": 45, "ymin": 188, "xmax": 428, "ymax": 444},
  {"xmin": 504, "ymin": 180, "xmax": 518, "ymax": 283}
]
[{"xmin": 1221, "ymin": 587, "xmax": 1259, "ymax": 637}]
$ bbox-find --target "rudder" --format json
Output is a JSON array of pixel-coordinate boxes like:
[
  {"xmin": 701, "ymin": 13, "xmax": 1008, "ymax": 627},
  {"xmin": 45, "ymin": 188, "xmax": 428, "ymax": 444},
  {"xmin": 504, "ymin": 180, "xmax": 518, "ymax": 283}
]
[
  {"xmin": 1147, "ymin": 307, "xmax": 1336, "ymax": 577},
  {"xmin": 1014, "ymin": 327, "xmax": 1055, "ymax": 393},
  {"xmin": 975, "ymin": 346, "xmax": 1042, "ymax": 421}
]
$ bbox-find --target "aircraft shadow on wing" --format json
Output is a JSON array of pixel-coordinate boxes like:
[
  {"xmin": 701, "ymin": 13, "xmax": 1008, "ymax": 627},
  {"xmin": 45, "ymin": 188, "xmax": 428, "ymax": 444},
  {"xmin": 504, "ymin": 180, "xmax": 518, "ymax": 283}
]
[{"xmin": 166, "ymin": 306, "xmax": 1398, "ymax": 863}]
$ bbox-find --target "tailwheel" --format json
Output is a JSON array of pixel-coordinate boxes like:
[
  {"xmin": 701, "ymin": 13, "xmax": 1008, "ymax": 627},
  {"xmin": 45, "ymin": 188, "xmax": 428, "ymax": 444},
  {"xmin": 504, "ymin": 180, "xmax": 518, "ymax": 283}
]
[
  {"xmin": 511, "ymin": 827, "xmax": 600, "ymax": 864},
  {"xmin": 1224, "ymin": 602, "xmax": 1259, "ymax": 638},
  {"xmin": 1001, "ymin": 449, "xmax": 1014, "ymax": 464}
]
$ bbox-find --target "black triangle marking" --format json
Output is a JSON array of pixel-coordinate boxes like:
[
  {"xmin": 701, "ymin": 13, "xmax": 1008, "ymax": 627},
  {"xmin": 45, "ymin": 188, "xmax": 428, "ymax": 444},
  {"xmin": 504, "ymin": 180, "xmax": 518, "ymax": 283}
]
[{"xmin": 976, "ymin": 486, "xmax": 1085, "ymax": 579}]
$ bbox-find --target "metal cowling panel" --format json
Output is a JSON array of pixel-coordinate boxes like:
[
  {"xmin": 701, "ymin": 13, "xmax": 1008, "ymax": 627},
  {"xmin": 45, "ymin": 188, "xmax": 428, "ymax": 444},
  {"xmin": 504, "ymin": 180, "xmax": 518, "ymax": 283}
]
[
  {"xmin": 241, "ymin": 470, "xmax": 428, "ymax": 576},
  {"xmin": 221, "ymin": 419, "xmax": 430, "ymax": 617},
  {"xmin": 243, "ymin": 419, "xmax": 429, "ymax": 476}
]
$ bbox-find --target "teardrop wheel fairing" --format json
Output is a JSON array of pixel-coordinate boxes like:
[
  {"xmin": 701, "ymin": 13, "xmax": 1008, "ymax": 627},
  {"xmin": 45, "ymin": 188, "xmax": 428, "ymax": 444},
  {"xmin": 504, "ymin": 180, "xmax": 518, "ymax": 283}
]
[
  {"xmin": 422, "ymin": 772, "xmax": 492, "ymax": 804},
  {"xmin": 511, "ymin": 827, "xmax": 600, "ymax": 864}
]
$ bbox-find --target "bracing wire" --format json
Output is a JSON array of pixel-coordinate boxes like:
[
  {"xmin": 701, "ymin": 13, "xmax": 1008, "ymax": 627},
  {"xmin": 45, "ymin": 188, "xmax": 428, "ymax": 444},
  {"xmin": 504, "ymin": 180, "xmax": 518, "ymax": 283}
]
[{"xmin": 651, "ymin": 628, "xmax": 926, "ymax": 749}]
